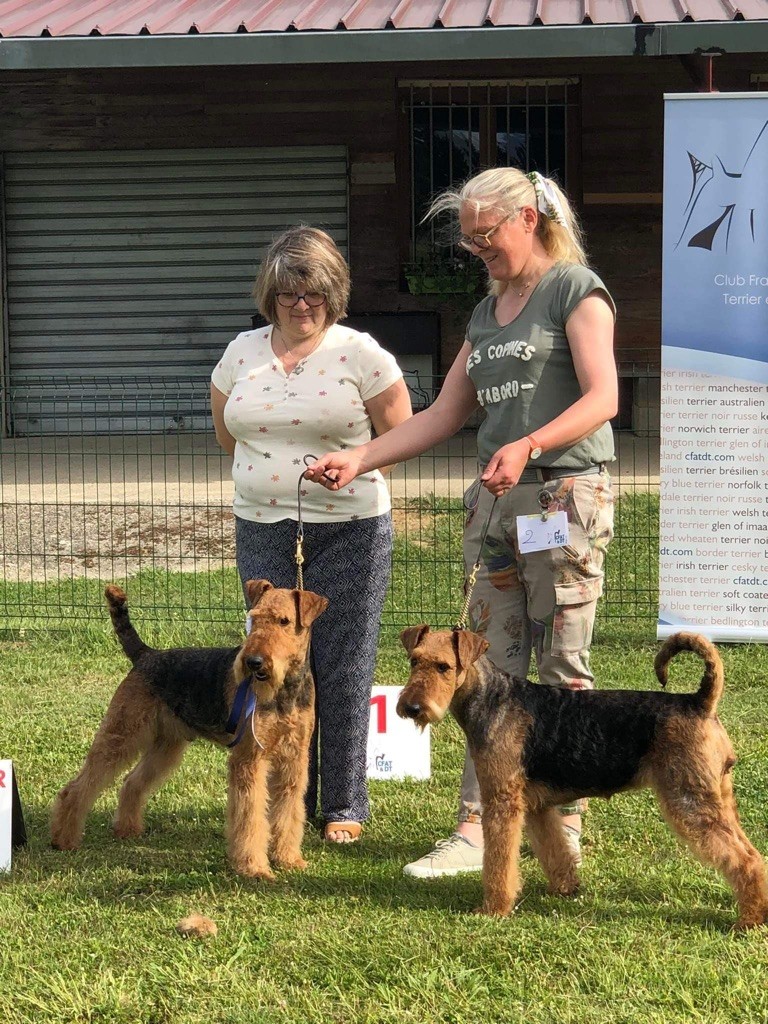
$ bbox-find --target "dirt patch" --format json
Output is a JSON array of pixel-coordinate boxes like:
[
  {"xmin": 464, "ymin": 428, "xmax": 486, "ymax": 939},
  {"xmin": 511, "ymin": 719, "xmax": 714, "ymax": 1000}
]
[
  {"xmin": 1, "ymin": 503, "xmax": 459, "ymax": 583},
  {"xmin": 1, "ymin": 503, "xmax": 236, "ymax": 582}
]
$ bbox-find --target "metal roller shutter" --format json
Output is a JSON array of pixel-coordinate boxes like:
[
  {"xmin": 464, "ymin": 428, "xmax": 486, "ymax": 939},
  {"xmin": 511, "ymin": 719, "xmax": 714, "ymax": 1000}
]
[{"xmin": 2, "ymin": 146, "xmax": 348, "ymax": 433}]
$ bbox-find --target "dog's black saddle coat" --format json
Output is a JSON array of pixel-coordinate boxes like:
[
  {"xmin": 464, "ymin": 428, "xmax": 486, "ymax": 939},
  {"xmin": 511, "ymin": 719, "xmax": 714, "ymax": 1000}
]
[
  {"xmin": 458, "ymin": 663, "xmax": 703, "ymax": 795},
  {"xmin": 134, "ymin": 647, "xmax": 239, "ymax": 734}
]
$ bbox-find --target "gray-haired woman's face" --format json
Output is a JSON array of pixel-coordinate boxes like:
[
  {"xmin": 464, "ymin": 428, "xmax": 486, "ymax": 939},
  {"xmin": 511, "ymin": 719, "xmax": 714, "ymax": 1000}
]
[{"xmin": 273, "ymin": 286, "xmax": 328, "ymax": 344}]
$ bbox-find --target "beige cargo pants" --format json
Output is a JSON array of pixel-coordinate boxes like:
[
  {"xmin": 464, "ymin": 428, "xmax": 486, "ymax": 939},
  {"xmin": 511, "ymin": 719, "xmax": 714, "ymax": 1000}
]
[{"xmin": 457, "ymin": 470, "xmax": 615, "ymax": 822}]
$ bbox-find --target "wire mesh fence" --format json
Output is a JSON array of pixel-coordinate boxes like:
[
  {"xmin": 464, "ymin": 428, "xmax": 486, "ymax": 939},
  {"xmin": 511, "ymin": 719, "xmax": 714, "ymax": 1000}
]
[{"xmin": 0, "ymin": 367, "xmax": 660, "ymax": 633}]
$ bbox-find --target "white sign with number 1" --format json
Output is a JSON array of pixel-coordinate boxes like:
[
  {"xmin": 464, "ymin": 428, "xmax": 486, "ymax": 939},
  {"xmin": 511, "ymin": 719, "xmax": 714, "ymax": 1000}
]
[
  {"xmin": 366, "ymin": 686, "xmax": 430, "ymax": 780},
  {"xmin": 0, "ymin": 760, "xmax": 13, "ymax": 872}
]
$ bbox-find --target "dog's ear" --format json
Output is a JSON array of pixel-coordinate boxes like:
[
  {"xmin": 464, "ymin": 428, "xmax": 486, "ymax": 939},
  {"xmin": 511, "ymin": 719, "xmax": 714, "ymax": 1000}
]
[
  {"xmin": 452, "ymin": 628, "xmax": 489, "ymax": 672},
  {"xmin": 400, "ymin": 624, "xmax": 429, "ymax": 655},
  {"xmin": 294, "ymin": 589, "xmax": 329, "ymax": 627},
  {"xmin": 245, "ymin": 579, "xmax": 273, "ymax": 608}
]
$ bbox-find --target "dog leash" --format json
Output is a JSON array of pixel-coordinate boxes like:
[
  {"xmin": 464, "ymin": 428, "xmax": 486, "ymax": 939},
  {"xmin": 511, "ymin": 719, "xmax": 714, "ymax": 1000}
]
[
  {"xmin": 295, "ymin": 454, "xmax": 339, "ymax": 590},
  {"xmin": 295, "ymin": 462, "xmax": 309, "ymax": 591},
  {"xmin": 228, "ymin": 456, "xmax": 328, "ymax": 748},
  {"xmin": 294, "ymin": 454, "xmax": 322, "ymax": 590},
  {"xmin": 453, "ymin": 477, "xmax": 554, "ymax": 630},
  {"xmin": 453, "ymin": 481, "xmax": 497, "ymax": 632}
]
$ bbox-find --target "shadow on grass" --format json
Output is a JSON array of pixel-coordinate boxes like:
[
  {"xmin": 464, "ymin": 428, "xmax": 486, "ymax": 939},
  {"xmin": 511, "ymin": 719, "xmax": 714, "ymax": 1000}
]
[{"xmin": 14, "ymin": 809, "xmax": 740, "ymax": 933}]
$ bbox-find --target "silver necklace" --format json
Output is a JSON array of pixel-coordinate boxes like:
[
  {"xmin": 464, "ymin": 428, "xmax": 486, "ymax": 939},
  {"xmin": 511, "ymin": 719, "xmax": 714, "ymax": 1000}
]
[{"xmin": 276, "ymin": 328, "xmax": 323, "ymax": 375}]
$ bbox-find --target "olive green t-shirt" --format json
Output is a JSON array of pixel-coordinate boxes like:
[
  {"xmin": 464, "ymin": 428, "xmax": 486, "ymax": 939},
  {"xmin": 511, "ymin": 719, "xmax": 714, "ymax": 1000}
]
[{"xmin": 465, "ymin": 262, "xmax": 616, "ymax": 468}]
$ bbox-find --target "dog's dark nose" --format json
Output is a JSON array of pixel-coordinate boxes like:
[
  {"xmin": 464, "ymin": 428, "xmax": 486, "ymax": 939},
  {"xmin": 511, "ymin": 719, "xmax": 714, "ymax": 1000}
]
[
  {"xmin": 245, "ymin": 655, "xmax": 264, "ymax": 673},
  {"xmin": 401, "ymin": 703, "xmax": 421, "ymax": 719}
]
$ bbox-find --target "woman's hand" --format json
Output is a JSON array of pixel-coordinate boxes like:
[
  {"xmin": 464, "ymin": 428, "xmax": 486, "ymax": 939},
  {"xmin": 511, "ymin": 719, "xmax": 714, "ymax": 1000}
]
[
  {"xmin": 304, "ymin": 450, "xmax": 366, "ymax": 490},
  {"xmin": 480, "ymin": 439, "xmax": 530, "ymax": 496}
]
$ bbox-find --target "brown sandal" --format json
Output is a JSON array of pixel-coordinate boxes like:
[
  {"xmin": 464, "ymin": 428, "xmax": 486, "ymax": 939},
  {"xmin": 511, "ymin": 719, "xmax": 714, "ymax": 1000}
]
[{"xmin": 324, "ymin": 821, "xmax": 362, "ymax": 843}]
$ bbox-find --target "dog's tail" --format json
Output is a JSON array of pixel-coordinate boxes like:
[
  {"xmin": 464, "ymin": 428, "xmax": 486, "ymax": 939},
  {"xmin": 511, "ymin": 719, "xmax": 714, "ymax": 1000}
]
[
  {"xmin": 654, "ymin": 631, "xmax": 724, "ymax": 715},
  {"xmin": 105, "ymin": 585, "xmax": 149, "ymax": 664}
]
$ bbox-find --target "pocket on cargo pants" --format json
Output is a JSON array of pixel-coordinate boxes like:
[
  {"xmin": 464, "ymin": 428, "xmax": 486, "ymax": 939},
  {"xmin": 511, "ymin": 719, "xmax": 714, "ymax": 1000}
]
[{"xmin": 550, "ymin": 573, "xmax": 604, "ymax": 657}]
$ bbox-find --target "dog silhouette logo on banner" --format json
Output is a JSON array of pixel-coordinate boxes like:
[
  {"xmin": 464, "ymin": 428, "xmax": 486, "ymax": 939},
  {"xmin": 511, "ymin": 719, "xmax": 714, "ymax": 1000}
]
[{"xmin": 676, "ymin": 119, "xmax": 768, "ymax": 253}]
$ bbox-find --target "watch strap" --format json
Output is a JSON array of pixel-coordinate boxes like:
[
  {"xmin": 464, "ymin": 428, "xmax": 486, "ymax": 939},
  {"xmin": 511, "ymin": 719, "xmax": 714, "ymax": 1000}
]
[{"xmin": 525, "ymin": 434, "xmax": 543, "ymax": 459}]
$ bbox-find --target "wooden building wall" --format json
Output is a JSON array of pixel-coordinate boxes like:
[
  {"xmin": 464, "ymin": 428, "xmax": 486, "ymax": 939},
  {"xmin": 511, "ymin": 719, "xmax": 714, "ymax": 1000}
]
[{"xmin": 1, "ymin": 51, "xmax": 766, "ymax": 373}]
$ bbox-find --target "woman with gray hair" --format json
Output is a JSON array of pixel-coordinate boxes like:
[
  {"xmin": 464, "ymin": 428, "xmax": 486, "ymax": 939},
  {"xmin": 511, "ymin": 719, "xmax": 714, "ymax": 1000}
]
[
  {"xmin": 306, "ymin": 168, "xmax": 617, "ymax": 875},
  {"xmin": 211, "ymin": 225, "xmax": 412, "ymax": 844}
]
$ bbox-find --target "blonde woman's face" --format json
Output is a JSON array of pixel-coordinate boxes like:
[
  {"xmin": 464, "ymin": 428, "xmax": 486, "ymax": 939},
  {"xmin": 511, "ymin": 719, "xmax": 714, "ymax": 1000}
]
[{"xmin": 458, "ymin": 202, "xmax": 534, "ymax": 281}]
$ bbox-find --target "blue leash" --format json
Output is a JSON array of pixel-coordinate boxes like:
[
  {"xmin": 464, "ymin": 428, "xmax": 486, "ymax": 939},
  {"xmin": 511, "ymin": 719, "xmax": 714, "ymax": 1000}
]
[{"xmin": 225, "ymin": 676, "xmax": 257, "ymax": 748}]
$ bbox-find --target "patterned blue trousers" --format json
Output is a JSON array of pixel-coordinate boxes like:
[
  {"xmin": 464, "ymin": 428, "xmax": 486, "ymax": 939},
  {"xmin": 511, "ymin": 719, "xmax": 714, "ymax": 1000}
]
[{"xmin": 235, "ymin": 513, "xmax": 393, "ymax": 825}]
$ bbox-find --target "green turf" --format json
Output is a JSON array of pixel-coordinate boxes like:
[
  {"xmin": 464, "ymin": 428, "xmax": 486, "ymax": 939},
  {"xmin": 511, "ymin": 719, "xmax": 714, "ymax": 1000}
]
[
  {"xmin": 1, "ymin": 634, "xmax": 767, "ymax": 1023},
  {"xmin": 2, "ymin": 494, "xmax": 767, "ymax": 1022}
]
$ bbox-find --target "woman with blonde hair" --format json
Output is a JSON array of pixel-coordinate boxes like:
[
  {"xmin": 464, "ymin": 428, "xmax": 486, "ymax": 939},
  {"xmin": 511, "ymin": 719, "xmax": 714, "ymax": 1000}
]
[
  {"xmin": 211, "ymin": 225, "xmax": 412, "ymax": 844},
  {"xmin": 306, "ymin": 168, "xmax": 617, "ymax": 874}
]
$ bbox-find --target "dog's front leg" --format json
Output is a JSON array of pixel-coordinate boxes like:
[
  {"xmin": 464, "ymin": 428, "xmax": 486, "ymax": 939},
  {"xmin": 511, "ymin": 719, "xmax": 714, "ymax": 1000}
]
[
  {"xmin": 227, "ymin": 748, "xmax": 273, "ymax": 880},
  {"xmin": 267, "ymin": 718, "xmax": 313, "ymax": 871},
  {"xmin": 476, "ymin": 783, "xmax": 525, "ymax": 917}
]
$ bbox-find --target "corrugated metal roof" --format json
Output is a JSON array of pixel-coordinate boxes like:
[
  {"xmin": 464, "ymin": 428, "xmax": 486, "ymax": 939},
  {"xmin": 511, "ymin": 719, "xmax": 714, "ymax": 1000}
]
[{"xmin": 0, "ymin": 0, "xmax": 764, "ymax": 37}]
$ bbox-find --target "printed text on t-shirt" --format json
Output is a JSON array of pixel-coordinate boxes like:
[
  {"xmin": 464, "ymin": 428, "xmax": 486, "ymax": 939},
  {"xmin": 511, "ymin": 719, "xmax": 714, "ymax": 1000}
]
[
  {"xmin": 466, "ymin": 340, "xmax": 535, "ymax": 371},
  {"xmin": 476, "ymin": 381, "xmax": 535, "ymax": 406}
]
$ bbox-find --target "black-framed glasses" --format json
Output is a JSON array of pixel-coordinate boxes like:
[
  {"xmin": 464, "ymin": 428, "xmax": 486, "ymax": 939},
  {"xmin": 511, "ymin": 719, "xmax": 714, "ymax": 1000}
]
[
  {"xmin": 457, "ymin": 215, "xmax": 510, "ymax": 252},
  {"xmin": 275, "ymin": 291, "xmax": 327, "ymax": 308}
]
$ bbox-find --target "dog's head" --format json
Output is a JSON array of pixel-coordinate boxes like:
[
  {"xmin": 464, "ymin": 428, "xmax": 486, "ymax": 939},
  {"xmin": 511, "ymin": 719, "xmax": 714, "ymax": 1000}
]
[
  {"xmin": 395, "ymin": 625, "xmax": 489, "ymax": 730},
  {"xmin": 236, "ymin": 580, "xmax": 328, "ymax": 695}
]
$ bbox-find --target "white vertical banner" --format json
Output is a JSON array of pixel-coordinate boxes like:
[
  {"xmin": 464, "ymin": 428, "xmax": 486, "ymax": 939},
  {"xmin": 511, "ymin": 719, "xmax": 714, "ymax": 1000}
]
[
  {"xmin": 659, "ymin": 94, "xmax": 768, "ymax": 642},
  {"xmin": 366, "ymin": 686, "xmax": 430, "ymax": 780},
  {"xmin": 0, "ymin": 760, "xmax": 13, "ymax": 872}
]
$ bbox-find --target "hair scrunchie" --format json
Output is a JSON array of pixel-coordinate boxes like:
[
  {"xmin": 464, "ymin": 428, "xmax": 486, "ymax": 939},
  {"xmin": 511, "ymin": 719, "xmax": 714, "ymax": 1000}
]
[{"xmin": 526, "ymin": 171, "xmax": 569, "ymax": 231}]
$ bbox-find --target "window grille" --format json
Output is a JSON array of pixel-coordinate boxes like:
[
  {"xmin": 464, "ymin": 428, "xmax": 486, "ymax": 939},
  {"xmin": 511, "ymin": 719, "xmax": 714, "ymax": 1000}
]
[{"xmin": 400, "ymin": 79, "xmax": 579, "ymax": 257}]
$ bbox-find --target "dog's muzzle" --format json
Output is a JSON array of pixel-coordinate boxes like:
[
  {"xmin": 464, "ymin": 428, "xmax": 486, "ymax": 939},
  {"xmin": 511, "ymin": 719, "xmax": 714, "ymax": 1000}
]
[
  {"xmin": 398, "ymin": 701, "xmax": 422, "ymax": 721},
  {"xmin": 245, "ymin": 654, "xmax": 270, "ymax": 681}
]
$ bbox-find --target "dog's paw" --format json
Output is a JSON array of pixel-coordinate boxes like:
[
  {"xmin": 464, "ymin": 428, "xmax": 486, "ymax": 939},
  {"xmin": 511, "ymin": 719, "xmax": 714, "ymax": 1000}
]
[
  {"xmin": 231, "ymin": 858, "xmax": 276, "ymax": 881},
  {"xmin": 472, "ymin": 903, "xmax": 513, "ymax": 917},
  {"xmin": 733, "ymin": 910, "xmax": 768, "ymax": 932},
  {"xmin": 50, "ymin": 834, "xmax": 81, "ymax": 851},
  {"xmin": 548, "ymin": 878, "xmax": 581, "ymax": 898},
  {"xmin": 273, "ymin": 855, "xmax": 308, "ymax": 871},
  {"xmin": 112, "ymin": 820, "xmax": 144, "ymax": 840}
]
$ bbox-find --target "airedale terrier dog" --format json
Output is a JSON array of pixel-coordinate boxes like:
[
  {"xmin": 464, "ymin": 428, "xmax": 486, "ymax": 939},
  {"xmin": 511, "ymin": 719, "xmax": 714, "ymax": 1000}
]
[
  {"xmin": 51, "ymin": 580, "xmax": 327, "ymax": 879},
  {"xmin": 397, "ymin": 626, "xmax": 768, "ymax": 929}
]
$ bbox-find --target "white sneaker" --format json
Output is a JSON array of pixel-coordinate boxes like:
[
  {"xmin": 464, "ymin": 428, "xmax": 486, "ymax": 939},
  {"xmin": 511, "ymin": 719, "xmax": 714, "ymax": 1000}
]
[
  {"xmin": 403, "ymin": 832, "xmax": 484, "ymax": 879},
  {"xmin": 562, "ymin": 824, "xmax": 582, "ymax": 867}
]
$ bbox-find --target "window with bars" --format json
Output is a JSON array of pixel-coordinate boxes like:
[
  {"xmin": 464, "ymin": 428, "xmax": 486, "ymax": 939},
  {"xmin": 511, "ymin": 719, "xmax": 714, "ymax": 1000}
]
[{"xmin": 399, "ymin": 79, "xmax": 580, "ymax": 258}]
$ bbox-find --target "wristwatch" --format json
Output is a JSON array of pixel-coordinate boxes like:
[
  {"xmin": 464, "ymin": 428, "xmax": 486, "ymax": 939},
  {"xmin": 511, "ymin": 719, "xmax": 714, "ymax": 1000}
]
[{"xmin": 525, "ymin": 434, "xmax": 543, "ymax": 460}]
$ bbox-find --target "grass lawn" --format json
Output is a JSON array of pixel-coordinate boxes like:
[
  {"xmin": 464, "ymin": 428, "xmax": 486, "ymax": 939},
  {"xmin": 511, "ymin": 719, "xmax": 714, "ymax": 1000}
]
[{"xmin": 1, "ymin": 496, "xmax": 768, "ymax": 1023}]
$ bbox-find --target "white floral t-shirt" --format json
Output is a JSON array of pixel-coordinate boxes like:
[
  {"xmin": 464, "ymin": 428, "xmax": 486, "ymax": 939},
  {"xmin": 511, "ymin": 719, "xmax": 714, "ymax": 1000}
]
[{"xmin": 211, "ymin": 324, "xmax": 402, "ymax": 523}]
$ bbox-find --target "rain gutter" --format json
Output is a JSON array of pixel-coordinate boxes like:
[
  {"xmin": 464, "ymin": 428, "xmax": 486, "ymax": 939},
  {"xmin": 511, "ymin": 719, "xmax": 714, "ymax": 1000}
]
[{"xmin": 0, "ymin": 22, "xmax": 765, "ymax": 71}]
